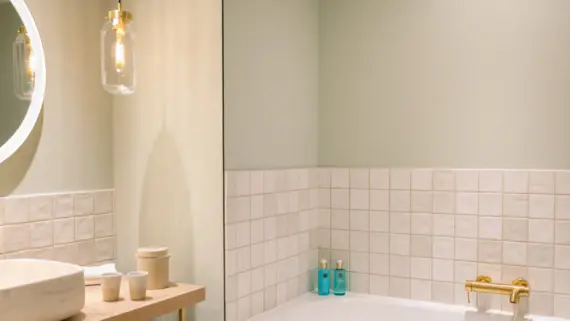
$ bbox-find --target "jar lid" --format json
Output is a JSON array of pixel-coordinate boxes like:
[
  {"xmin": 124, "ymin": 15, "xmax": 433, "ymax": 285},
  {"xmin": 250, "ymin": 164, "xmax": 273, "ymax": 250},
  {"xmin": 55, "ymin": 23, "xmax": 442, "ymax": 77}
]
[{"xmin": 137, "ymin": 246, "xmax": 169, "ymax": 258}]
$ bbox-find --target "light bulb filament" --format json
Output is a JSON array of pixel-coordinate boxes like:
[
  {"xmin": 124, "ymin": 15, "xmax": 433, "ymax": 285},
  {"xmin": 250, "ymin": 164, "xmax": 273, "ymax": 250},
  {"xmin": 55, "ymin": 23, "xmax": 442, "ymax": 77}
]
[
  {"xmin": 26, "ymin": 44, "xmax": 34, "ymax": 80},
  {"xmin": 115, "ymin": 27, "xmax": 125, "ymax": 73}
]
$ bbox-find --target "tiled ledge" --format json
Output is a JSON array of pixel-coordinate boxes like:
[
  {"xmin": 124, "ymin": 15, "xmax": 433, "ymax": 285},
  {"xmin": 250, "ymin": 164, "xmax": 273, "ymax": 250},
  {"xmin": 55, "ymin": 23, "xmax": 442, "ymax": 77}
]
[{"xmin": 0, "ymin": 190, "xmax": 116, "ymax": 266}]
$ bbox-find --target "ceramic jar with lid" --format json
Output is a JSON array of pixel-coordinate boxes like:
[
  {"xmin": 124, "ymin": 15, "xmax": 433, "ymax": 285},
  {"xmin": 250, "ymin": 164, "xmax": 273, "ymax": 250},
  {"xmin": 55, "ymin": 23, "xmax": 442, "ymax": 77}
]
[{"xmin": 136, "ymin": 246, "xmax": 170, "ymax": 290}]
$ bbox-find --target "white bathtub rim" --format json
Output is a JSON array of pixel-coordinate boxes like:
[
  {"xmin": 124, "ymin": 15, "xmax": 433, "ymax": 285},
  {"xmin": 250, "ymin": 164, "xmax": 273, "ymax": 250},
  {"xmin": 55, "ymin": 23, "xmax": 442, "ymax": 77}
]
[{"xmin": 249, "ymin": 292, "xmax": 567, "ymax": 321}]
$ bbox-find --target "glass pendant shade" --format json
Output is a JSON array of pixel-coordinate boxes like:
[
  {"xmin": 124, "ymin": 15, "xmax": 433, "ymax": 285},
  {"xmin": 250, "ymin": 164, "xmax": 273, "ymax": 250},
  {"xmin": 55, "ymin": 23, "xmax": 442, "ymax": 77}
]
[
  {"xmin": 13, "ymin": 26, "xmax": 34, "ymax": 101},
  {"xmin": 101, "ymin": 3, "xmax": 135, "ymax": 95}
]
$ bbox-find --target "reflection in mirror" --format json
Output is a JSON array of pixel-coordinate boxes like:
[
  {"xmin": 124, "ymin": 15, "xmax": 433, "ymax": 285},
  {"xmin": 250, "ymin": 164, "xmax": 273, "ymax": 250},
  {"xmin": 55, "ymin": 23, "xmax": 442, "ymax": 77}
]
[
  {"xmin": 13, "ymin": 25, "xmax": 35, "ymax": 100},
  {"xmin": 0, "ymin": 1, "xmax": 29, "ymax": 147}
]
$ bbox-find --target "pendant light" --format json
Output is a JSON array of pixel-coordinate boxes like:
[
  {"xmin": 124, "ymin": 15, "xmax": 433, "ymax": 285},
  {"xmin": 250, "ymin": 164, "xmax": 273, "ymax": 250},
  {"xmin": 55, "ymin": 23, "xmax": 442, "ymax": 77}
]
[
  {"xmin": 13, "ymin": 26, "xmax": 35, "ymax": 101},
  {"xmin": 101, "ymin": 0, "xmax": 135, "ymax": 95}
]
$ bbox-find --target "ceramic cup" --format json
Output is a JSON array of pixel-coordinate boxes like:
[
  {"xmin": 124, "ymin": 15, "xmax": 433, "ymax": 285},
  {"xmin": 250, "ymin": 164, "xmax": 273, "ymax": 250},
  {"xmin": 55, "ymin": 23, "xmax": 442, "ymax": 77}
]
[
  {"xmin": 101, "ymin": 272, "xmax": 122, "ymax": 302},
  {"xmin": 127, "ymin": 271, "xmax": 148, "ymax": 301}
]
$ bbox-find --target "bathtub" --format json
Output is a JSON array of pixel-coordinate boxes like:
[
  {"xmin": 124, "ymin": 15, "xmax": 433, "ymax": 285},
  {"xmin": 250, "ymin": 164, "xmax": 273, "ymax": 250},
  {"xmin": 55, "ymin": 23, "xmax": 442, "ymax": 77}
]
[{"xmin": 249, "ymin": 293, "xmax": 565, "ymax": 321}]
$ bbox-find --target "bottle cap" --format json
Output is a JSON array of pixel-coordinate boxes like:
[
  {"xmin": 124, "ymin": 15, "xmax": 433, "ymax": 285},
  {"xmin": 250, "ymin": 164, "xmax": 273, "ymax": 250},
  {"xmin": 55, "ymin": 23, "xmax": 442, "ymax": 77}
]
[
  {"xmin": 320, "ymin": 259, "xmax": 328, "ymax": 269},
  {"xmin": 336, "ymin": 260, "xmax": 343, "ymax": 269}
]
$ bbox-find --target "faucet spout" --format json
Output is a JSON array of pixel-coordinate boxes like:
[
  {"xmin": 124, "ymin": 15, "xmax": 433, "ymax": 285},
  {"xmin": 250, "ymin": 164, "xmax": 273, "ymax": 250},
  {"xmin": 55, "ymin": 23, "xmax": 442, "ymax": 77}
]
[
  {"xmin": 509, "ymin": 288, "xmax": 521, "ymax": 304},
  {"xmin": 509, "ymin": 284, "xmax": 530, "ymax": 303},
  {"xmin": 510, "ymin": 278, "xmax": 530, "ymax": 303}
]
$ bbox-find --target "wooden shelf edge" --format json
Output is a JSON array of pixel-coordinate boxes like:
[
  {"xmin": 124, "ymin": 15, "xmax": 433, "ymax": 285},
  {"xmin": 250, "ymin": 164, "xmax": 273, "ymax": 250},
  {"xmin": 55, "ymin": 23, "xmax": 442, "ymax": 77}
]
[{"xmin": 68, "ymin": 283, "xmax": 206, "ymax": 321}]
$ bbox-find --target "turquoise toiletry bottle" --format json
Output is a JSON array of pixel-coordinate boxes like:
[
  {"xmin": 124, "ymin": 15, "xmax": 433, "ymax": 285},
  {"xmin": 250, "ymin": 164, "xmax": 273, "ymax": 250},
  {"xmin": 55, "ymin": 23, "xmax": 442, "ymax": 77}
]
[
  {"xmin": 333, "ymin": 260, "xmax": 346, "ymax": 296},
  {"xmin": 318, "ymin": 259, "xmax": 330, "ymax": 296}
]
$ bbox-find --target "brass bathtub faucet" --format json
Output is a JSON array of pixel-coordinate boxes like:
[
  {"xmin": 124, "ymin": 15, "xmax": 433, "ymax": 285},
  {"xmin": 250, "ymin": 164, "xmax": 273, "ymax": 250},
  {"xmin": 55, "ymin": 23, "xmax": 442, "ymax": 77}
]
[{"xmin": 465, "ymin": 275, "xmax": 530, "ymax": 304}]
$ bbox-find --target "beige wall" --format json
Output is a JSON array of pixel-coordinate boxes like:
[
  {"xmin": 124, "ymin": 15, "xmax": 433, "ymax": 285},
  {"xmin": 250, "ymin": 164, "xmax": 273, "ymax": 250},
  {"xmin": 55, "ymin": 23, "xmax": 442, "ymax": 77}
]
[
  {"xmin": 224, "ymin": 0, "xmax": 320, "ymax": 170},
  {"xmin": 113, "ymin": 0, "xmax": 223, "ymax": 320},
  {"xmin": 0, "ymin": 3, "xmax": 28, "ymax": 147},
  {"xmin": 319, "ymin": 0, "xmax": 570, "ymax": 169},
  {"xmin": 0, "ymin": 0, "xmax": 113, "ymax": 195}
]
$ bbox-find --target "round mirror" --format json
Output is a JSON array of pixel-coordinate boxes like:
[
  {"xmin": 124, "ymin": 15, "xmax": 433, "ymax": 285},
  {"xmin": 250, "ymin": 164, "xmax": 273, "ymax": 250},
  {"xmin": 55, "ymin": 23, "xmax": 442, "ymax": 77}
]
[{"xmin": 0, "ymin": 0, "xmax": 45, "ymax": 164}]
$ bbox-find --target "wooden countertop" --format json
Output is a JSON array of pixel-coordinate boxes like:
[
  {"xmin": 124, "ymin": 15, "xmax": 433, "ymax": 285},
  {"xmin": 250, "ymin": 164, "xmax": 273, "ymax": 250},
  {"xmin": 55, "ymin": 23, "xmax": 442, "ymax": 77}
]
[{"xmin": 65, "ymin": 282, "xmax": 205, "ymax": 321}]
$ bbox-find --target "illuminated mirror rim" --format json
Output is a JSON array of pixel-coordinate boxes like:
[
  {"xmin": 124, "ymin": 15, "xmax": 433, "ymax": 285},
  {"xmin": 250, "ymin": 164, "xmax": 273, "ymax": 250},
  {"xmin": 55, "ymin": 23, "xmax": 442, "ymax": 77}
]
[{"xmin": 0, "ymin": 0, "xmax": 46, "ymax": 164}]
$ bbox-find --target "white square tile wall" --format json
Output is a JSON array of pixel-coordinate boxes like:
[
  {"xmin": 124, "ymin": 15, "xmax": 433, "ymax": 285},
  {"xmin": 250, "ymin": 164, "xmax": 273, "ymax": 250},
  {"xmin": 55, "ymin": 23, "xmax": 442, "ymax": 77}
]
[
  {"xmin": 225, "ymin": 169, "xmax": 320, "ymax": 321},
  {"xmin": 316, "ymin": 168, "xmax": 570, "ymax": 319},
  {"xmin": 0, "ymin": 190, "xmax": 115, "ymax": 265}
]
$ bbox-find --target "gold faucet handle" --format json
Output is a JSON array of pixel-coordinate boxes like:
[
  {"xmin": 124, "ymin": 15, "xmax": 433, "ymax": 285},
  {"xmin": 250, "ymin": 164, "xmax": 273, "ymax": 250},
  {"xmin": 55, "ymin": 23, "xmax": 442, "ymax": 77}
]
[
  {"xmin": 476, "ymin": 275, "xmax": 492, "ymax": 283},
  {"xmin": 512, "ymin": 278, "xmax": 529, "ymax": 287}
]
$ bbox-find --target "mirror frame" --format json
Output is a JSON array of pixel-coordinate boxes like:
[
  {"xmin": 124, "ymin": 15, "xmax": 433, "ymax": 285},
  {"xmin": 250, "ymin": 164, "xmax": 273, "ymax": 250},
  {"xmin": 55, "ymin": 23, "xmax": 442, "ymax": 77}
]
[{"xmin": 0, "ymin": 0, "xmax": 46, "ymax": 164}]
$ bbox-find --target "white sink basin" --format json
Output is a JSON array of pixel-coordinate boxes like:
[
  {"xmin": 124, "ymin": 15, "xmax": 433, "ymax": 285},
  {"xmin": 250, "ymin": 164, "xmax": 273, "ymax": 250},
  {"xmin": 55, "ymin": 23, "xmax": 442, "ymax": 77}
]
[{"xmin": 0, "ymin": 259, "xmax": 85, "ymax": 321}]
